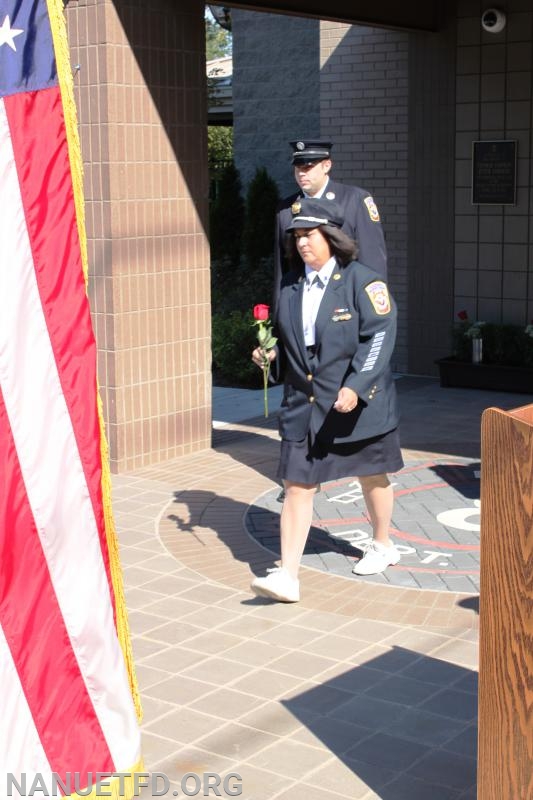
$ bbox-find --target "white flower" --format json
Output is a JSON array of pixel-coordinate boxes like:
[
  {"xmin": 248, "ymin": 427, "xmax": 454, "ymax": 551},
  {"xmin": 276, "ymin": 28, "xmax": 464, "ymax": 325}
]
[{"xmin": 465, "ymin": 321, "xmax": 486, "ymax": 339}]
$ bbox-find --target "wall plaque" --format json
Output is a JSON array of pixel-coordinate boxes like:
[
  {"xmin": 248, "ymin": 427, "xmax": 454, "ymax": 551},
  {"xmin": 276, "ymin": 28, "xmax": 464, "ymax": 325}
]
[{"xmin": 472, "ymin": 140, "xmax": 516, "ymax": 205}]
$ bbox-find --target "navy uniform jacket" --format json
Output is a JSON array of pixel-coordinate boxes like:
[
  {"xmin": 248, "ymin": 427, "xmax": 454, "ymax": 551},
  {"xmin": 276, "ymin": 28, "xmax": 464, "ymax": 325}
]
[
  {"xmin": 274, "ymin": 179, "xmax": 388, "ymax": 307},
  {"xmin": 273, "ymin": 259, "xmax": 399, "ymax": 446}
]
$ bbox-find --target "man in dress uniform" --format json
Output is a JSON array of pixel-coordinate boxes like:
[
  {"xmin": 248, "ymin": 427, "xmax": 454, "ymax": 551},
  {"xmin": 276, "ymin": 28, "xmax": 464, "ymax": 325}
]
[{"xmin": 274, "ymin": 139, "xmax": 388, "ymax": 298}]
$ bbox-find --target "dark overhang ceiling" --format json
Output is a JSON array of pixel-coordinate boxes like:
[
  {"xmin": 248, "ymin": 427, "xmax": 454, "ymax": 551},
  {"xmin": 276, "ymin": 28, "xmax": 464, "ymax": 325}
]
[{"xmin": 225, "ymin": 0, "xmax": 445, "ymax": 32}]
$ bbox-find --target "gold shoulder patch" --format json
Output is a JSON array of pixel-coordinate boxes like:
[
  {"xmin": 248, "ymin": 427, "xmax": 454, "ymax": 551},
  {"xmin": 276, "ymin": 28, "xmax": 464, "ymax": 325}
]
[
  {"xmin": 365, "ymin": 281, "xmax": 391, "ymax": 315},
  {"xmin": 291, "ymin": 201, "xmax": 302, "ymax": 214},
  {"xmin": 363, "ymin": 196, "xmax": 380, "ymax": 223}
]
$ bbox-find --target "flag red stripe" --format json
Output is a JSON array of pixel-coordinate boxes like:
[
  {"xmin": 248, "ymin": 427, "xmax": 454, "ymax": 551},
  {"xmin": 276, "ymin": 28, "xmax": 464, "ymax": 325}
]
[
  {"xmin": 0, "ymin": 388, "xmax": 114, "ymax": 777},
  {"xmin": 4, "ymin": 89, "xmax": 114, "ymax": 612}
]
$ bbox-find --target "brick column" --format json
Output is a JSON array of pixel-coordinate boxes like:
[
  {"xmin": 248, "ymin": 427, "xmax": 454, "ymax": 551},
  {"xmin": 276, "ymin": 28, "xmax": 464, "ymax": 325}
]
[
  {"xmin": 67, "ymin": 0, "xmax": 211, "ymax": 471},
  {"xmin": 407, "ymin": 15, "xmax": 456, "ymax": 374}
]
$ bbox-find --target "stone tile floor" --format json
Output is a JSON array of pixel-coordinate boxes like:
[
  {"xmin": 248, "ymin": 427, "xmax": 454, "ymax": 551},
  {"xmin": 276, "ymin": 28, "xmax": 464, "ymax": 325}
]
[{"xmin": 113, "ymin": 378, "xmax": 532, "ymax": 799}]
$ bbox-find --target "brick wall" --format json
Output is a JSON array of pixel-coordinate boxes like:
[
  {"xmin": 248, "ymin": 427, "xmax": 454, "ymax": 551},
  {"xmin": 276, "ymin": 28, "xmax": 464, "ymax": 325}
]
[
  {"xmin": 232, "ymin": 16, "xmax": 410, "ymax": 371},
  {"xmin": 232, "ymin": 9, "xmax": 319, "ymax": 194},
  {"xmin": 320, "ymin": 23, "xmax": 409, "ymax": 371},
  {"xmin": 455, "ymin": 0, "xmax": 533, "ymax": 326}
]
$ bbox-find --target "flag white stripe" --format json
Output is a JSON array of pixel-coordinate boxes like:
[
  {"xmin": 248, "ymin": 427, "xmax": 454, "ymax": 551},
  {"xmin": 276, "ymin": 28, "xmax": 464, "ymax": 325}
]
[
  {"xmin": 0, "ymin": 624, "xmax": 52, "ymax": 783},
  {"xmin": 0, "ymin": 101, "xmax": 140, "ymax": 768}
]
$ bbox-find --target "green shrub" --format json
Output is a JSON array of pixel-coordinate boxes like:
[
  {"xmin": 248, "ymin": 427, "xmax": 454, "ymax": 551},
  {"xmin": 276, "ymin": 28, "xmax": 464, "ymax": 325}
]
[
  {"xmin": 212, "ymin": 310, "xmax": 261, "ymax": 387},
  {"xmin": 211, "ymin": 251, "xmax": 273, "ymax": 309},
  {"xmin": 209, "ymin": 162, "xmax": 244, "ymax": 265},
  {"xmin": 242, "ymin": 167, "xmax": 280, "ymax": 268},
  {"xmin": 209, "ymin": 166, "xmax": 280, "ymax": 387},
  {"xmin": 207, "ymin": 126, "xmax": 233, "ymax": 164},
  {"xmin": 208, "ymin": 127, "xmax": 233, "ymax": 204}
]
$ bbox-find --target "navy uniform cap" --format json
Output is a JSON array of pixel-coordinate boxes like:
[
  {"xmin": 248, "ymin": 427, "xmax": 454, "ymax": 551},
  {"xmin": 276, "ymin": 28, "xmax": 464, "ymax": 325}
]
[
  {"xmin": 290, "ymin": 139, "xmax": 333, "ymax": 165},
  {"xmin": 285, "ymin": 198, "xmax": 344, "ymax": 231}
]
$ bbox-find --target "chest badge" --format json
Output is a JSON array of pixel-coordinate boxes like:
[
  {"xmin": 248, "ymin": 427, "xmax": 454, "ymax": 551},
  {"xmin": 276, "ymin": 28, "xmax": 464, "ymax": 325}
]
[{"xmin": 332, "ymin": 312, "xmax": 352, "ymax": 322}]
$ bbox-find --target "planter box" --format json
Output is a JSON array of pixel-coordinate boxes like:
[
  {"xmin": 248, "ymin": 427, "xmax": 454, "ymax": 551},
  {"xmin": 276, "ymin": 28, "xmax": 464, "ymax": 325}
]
[{"xmin": 436, "ymin": 358, "xmax": 533, "ymax": 394}]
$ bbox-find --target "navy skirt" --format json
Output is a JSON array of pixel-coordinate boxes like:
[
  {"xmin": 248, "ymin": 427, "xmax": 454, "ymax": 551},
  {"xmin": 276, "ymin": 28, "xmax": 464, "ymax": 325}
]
[{"xmin": 277, "ymin": 427, "xmax": 403, "ymax": 485}]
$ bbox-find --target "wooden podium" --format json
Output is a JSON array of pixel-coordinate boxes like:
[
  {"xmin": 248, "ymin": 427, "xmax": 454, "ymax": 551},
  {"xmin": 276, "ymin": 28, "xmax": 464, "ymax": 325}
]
[{"xmin": 478, "ymin": 403, "xmax": 533, "ymax": 800}]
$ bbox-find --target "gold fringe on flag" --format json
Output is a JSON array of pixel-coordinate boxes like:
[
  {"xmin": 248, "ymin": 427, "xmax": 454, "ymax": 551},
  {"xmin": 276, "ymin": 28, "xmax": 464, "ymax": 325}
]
[
  {"xmin": 63, "ymin": 759, "xmax": 146, "ymax": 800},
  {"xmin": 46, "ymin": 0, "xmax": 142, "ymax": 723}
]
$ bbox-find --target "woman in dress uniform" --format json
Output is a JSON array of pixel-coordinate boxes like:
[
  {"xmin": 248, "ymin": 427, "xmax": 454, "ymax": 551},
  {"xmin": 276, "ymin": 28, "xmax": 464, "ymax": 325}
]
[{"xmin": 250, "ymin": 197, "xmax": 403, "ymax": 603}]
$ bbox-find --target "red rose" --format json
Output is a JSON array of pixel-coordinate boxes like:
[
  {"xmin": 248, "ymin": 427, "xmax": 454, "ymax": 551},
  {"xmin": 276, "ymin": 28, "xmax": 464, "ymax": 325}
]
[
  {"xmin": 253, "ymin": 304, "xmax": 270, "ymax": 321},
  {"xmin": 457, "ymin": 310, "xmax": 468, "ymax": 321},
  {"xmin": 252, "ymin": 304, "xmax": 277, "ymax": 417}
]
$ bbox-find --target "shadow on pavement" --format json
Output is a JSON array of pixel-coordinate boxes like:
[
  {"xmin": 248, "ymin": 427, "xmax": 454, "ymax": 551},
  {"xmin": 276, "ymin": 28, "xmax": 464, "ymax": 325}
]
[
  {"xmin": 393, "ymin": 376, "xmax": 530, "ymax": 460},
  {"xmin": 457, "ymin": 596, "xmax": 480, "ymax": 615},
  {"xmin": 429, "ymin": 462, "xmax": 481, "ymax": 500},
  {"xmin": 166, "ymin": 488, "xmax": 367, "ymax": 580},
  {"xmin": 166, "ymin": 490, "xmax": 279, "ymax": 576},
  {"xmin": 282, "ymin": 645, "xmax": 478, "ymax": 798}
]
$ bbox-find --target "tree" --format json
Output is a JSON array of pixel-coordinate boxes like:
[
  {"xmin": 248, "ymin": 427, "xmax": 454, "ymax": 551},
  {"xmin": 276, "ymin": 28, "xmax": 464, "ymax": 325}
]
[
  {"xmin": 205, "ymin": 7, "xmax": 232, "ymax": 60},
  {"xmin": 210, "ymin": 165, "xmax": 282, "ymax": 388},
  {"xmin": 205, "ymin": 5, "xmax": 233, "ymax": 179},
  {"xmin": 242, "ymin": 167, "xmax": 280, "ymax": 268},
  {"xmin": 208, "ymin": 126, "xmax": 232, "ymax": 165},
  {"xmin": 209, "ymin": 162, "xmax": 244, "ymax": 266}
]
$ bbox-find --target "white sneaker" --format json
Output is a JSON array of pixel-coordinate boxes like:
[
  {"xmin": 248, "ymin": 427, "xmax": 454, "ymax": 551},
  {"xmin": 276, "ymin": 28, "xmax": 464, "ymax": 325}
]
[
  {"xmin": 251, "ymin": 567, "xmax": 300, "ymax": 602},
  {"xmin": 352, "ymin": 541, "xmax": 401, "ymax": 576}
]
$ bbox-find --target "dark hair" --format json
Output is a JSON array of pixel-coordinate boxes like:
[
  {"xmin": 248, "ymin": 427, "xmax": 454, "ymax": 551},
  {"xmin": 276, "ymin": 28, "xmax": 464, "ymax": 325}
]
[{"xmin": 284, "ymin": 224, "xmax": 358, "ymax": 269}]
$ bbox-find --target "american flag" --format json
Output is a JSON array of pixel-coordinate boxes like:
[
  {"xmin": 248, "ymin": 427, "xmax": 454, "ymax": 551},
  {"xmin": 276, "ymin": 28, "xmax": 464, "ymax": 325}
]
[{"xmin": 0, "ymin": 0, "xmax": 141, "ymax": 791}]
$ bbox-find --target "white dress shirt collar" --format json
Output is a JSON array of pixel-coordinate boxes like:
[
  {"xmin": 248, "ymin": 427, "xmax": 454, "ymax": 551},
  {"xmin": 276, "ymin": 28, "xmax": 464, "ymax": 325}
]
[
  {"xmin": 305, "ymin": 256, "xmax": 336, "ymax": 287},
  {"xmin": 301, "ymin": 257, "xmax": 336, "ymax": 346},
  {"xmin": 303, "ymin": 176, "xmax": 330, "ymax": 199}
]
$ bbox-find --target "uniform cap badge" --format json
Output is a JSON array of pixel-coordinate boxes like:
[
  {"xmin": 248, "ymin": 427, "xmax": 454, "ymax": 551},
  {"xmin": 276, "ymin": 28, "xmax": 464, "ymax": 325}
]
[
  {"xmin": 291, "ymin": 201, "xmax": 302, "ymax": 214},
  {"xmin": 296, "ymin": 141, "xmax": 305, "ymax": 150}
]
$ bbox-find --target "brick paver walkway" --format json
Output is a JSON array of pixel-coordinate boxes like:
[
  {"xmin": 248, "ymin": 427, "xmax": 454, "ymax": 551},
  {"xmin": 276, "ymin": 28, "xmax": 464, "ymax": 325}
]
[{"xmin": 113, "ymin": 379, "xmax": 531, "ymax": 799}]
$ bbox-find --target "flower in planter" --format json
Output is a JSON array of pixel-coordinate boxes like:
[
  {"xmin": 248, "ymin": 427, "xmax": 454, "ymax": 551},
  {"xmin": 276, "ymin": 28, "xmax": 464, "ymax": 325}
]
[
  {"xmin": 452, "ymin": 311, "xmax": 475, "ymax": 361},
  {"xmin": 439, "ymin": 313, "xmax": 533, "ymax": 391},
  {"xmin": 451, "ymin": 311, "xmax": 533, "ymax": 367},
  {"xmin": 465, "ymin": 321, "xmax": 486, "ymax": 340},
  {"xmin": 455, "ymin": 311, "xmax": 485, "ymax": 339},
  {"xmin": 458, "ymin": 316, "xmax": 486, "ymax": 363}
]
